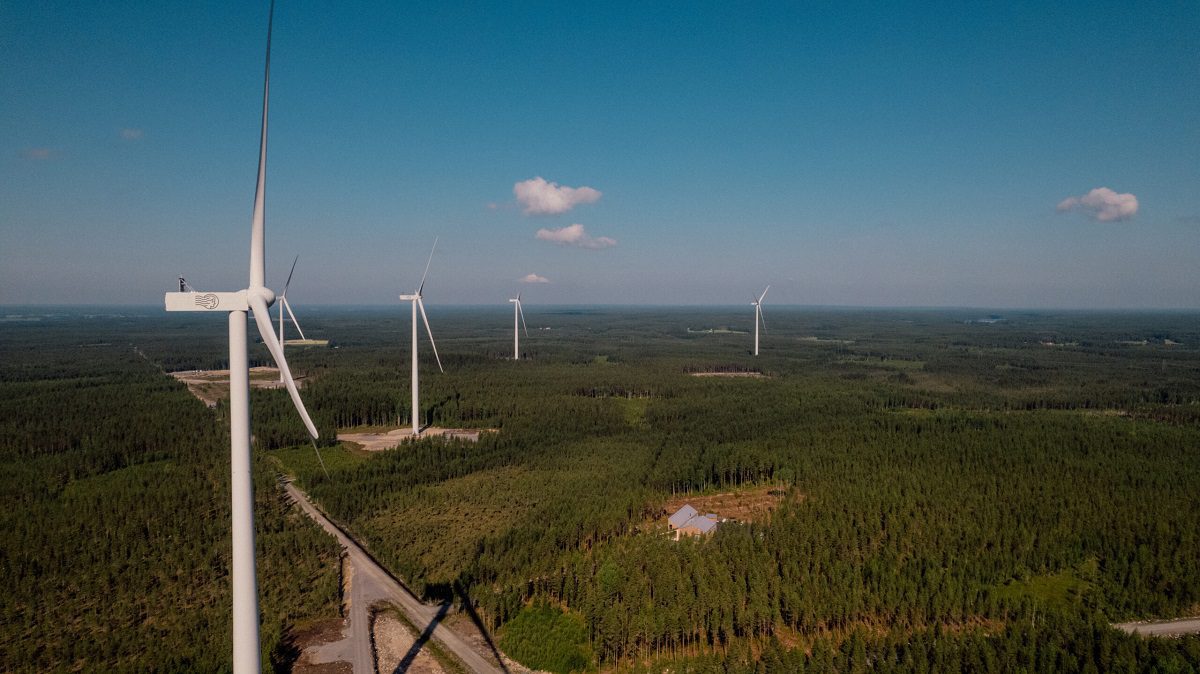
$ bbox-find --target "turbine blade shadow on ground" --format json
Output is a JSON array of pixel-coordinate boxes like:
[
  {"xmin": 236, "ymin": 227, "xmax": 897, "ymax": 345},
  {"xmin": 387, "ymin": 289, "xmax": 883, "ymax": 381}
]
[
  {"xmin": 392, "ymin": 600, "xmax": 451, "ymax": 674},
  {"xmin": 454, "ymin": 581, "xmax": 511, "ymax": 674}
]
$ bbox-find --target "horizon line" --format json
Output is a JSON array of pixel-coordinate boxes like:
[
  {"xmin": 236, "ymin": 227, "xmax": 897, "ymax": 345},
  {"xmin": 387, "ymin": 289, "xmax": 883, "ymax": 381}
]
[{"xmin": 4, "ymin": 302, "xmax": 1200, "ymax": 314}]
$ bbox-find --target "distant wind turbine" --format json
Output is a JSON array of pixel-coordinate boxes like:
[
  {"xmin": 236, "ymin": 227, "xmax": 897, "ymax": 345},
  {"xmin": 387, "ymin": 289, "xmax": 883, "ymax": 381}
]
[
  {"xmin": 752, "ymin": 285, "xmax": 769, "ymax": 356},
  {"xmin": 277, "ymin": 255, "xmax": 307, "ymax": 383},
  {"xmin": 509, "ymin": 291, "xmax": 528, "ymax": 360},
  {"xmin": 399, "ymin": 239, "xmax": 444, "ymax": 436},
  {"xmin": 163, "ymin": 4, "xmax": 322, "ymax": 671}
]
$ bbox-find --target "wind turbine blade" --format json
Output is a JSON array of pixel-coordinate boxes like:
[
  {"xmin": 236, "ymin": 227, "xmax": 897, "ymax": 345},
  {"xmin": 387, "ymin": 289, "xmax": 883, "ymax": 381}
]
[
  {"xmin": 517, "ymin": 291, "xmax": 522, "ymax": 302},
  {"xmin": 759, "ymin": 285, "xmax": 770, "ymax": 303},
  {"xmin": 283, "ymin": 297, "xmax": 307, "ymax": 340},
  {"xmin": 758, "ymin": 305, "xmax": 767, "ymax": 333},
  {"xmin": 309, "ymin": 438, "xmax": 329, "ymax": 479},
  {"xmin": 417, "ymin": 237, "xmax": 438, "ymax": 295},
  {"xmin": 417, "ymin": 298, "xmax": 443, "ymax": 373},
  {"xmin": 517, "ymin": 300, "xmax": 529, "ymax": 337},
  {"xmin": 249, "ymin": 0, "xmax": 274, "ymax": 289},
  {"xmin": 248, "ymin": 293, "xmax": 318, "ymax": 439},
  {"xmin": 282, "ymin": 254, "xmax": 298, "ymax": 296}
]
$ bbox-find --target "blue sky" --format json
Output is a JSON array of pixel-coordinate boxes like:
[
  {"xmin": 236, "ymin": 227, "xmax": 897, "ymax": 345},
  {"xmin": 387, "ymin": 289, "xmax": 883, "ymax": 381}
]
[{"xmin": 2, "ymin": 1, "xmax": 1197, "ymax": 307}]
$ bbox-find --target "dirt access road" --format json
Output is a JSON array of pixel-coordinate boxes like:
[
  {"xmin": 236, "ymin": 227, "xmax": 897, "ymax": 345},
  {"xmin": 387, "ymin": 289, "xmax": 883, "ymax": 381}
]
[
  {"xmin": 284, "ymin": 481, "xmax": 506, "ymax": 674},
  {"xmin": 1114, "ymin": 618, "xmax": 1200, "ymax": 637}
]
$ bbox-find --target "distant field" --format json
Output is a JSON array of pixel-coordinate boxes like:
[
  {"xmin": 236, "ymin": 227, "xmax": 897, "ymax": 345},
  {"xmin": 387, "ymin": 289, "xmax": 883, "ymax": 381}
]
[{"xmin": 285, "ymin": 338, "xmax": 330, "ymax": 346}]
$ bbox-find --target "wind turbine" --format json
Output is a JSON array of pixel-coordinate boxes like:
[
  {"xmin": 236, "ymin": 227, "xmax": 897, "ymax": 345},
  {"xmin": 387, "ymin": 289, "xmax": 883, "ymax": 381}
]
[
  {"xmin": 399, "ymin": 239, "xmax": 444, "ymax": 436},
  {"xmin": 508, "ymin": 291, "xmax": 528, "ymax": 360},
  {"xmin": 277, "ymin": 254, "xmax": 308, "ymax": 383},
  {"xmin": 164, "ymin": 4, "xmax": 320, "ymax": 671},
  {"xmin": 752, "ymin": 285, "xmax": 769, "ymax": 356}
]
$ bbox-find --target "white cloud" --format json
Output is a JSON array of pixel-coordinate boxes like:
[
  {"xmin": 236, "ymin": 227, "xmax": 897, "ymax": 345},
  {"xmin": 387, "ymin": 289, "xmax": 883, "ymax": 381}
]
[
  {"xmin": 120, "ymin": 128, "xmax": 143, "ymax": 141},
  {"xmin": 519, "ymin": 273, "xmax": 550, "ymax": 283},
  {"xmin": 535, "ymin": 223, "xmax": 617, "ymax": 249},
  {"xmin": 514, "ymin": 177, "xmax": 601, "ymax": 215},
  {"xmin": 1057, "ymin": 187, "xmax": 1138, "ymax": 221}
]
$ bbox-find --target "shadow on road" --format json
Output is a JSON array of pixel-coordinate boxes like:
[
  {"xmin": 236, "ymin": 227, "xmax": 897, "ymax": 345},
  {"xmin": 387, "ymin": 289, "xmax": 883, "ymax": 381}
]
[
  {"xmin": 454, "ymin": 581, "xmax": 511, "ymax": 674},
  {"xmin": 392, "ymin": 601, "xmax": 450, "ymax": 674}
]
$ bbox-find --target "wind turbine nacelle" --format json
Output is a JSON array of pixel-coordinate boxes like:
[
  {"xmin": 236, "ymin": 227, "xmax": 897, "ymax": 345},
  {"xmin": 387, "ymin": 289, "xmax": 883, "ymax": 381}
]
[{"xmin": 165, "ymin": 290, "xmax": 249, "ymax": 312}]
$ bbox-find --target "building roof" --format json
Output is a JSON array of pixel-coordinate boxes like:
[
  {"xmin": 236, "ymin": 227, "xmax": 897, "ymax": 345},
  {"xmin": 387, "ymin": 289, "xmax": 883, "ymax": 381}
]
[
  {"xmin": 686, "ymin": 515, "xmax": 719, "ymax": 534},
  {"xmin": 668, "ymin": 504, "xmax": 698, "ymax": 529},
  {"xmin": 669, "ymin": 504, "xmax": 723, "ymax": 535}
]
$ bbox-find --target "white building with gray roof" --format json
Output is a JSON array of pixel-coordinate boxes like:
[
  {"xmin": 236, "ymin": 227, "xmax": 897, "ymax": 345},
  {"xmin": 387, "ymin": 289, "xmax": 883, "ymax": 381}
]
[{"xmin": 667, "ymin": 504, "xmax": 723, "ymax": 539}]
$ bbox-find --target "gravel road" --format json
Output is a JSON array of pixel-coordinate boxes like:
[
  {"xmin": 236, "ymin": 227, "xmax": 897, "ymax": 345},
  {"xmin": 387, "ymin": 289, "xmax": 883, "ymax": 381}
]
[{"xmin": 285, "ymin": 481, "xmax": 505, "ymax": 674}]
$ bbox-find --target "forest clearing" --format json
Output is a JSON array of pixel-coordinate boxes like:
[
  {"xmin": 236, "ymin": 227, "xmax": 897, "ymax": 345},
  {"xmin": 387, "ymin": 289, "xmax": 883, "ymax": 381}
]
[
  {"xmin": 660, "ymin": 484, "xmax": 792, "ymax": 525},
  {"xmin": 171, "ymin": 366, "xmax": 297, "ymax": 406},
  {"xmin": 338, "ymin": 426, "xmax": 490, "ymax": 451}
]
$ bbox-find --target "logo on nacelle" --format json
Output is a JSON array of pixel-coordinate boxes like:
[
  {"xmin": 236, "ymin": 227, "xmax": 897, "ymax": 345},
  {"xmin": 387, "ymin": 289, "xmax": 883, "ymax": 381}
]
[{"xmin": 195, "ymin": 293, "xmax": 220, "ymax": 310}]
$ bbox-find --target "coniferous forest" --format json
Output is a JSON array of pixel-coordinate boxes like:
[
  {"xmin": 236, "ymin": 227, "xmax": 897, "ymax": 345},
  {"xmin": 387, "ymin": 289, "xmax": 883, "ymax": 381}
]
[{"xmin": 2, "ymin": 305, "xmax": 1200, "ymax": 672}]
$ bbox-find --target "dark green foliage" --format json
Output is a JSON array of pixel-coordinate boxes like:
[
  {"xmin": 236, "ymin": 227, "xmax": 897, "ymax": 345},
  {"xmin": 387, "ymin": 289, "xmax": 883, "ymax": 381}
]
[
  {"xmin": 497, "ymin": 602, "xmax": 593, "ymax": 673},
  {"xmin": 5, "ymin": 306, "xmax": 1200, "ymax": 672},
  {"xmin": 626, "ymin": 618, "xmax": 1200, "ymax": 674},
  {"xmin": 273, "ymin": 306, "xmax": 1200, "ymax": 670},
  {"xmin": 0, "ymin": 311, "xmax": 340, "ymax": 672}
]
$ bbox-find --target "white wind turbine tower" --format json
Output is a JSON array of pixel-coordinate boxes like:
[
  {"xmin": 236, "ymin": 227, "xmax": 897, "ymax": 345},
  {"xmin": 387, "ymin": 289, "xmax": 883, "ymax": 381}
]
[
  {"xmin": 509, "ymin": 291, "xmax": 528, "ymax": 360},
  {"xmin": 399, "ymin": 239, "xmax": 444, "ymax": 436},
  {"xmin": 277, "ymin": 255, "xmax": 308, "ymax": 383},
  {"xmin": 164, "ymin": 4, "xmax": 321, "ymax": 672},
  {"xmin": 752, "ymin": 285, "xmax": 770, "ymax": 356}
]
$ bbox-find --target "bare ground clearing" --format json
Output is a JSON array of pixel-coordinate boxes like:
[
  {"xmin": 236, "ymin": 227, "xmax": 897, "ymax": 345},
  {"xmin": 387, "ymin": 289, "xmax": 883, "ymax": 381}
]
[
  {"xmin": 688, "ymin": 371, "xmax": 767, "ymax": 379},
  {"xmin": 799, "ymin": 336, "xmax": 855, "ymax": 344},
  {"xmin": 661, "ymin": 484, "xmax": 794, "ymax": 524},
  {"xmin": 373, "ymin": 608, "xmax": 447, "ymax": 674},
  {"xmin": 170, "ymin": 367, "xmax": 309, "ymax": 407},
  {"xmin": 291, "ymin": 617, "xmax": 353, "ymax": 674},
  {"xmin": 285, "ymin": 338, "xmax": 330, "ymax": 346},
  {"xmin": 337, "ymin": 427, "xmax": 494, "ymax": 451}
]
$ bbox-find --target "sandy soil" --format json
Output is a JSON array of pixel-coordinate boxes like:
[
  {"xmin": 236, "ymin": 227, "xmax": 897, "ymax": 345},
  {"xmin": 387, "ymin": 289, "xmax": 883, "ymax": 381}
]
[
  {"xmin": 338, "ymin": 427, "xmax": 492, "ymax": 451},
  {"xmin": 662, "ymin": 484, "xmax": 793, "ymax": 524},
  {"xmin": 688, "ymin": 371, "xmax": 767, "ymax": 378},
  {"xmin": 373, "ymin": 609, "xmax": 446, "ymax": 674},
  {"xmin": 170, "ymin": 366, "xmax": 306, "ymax": 407}
]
